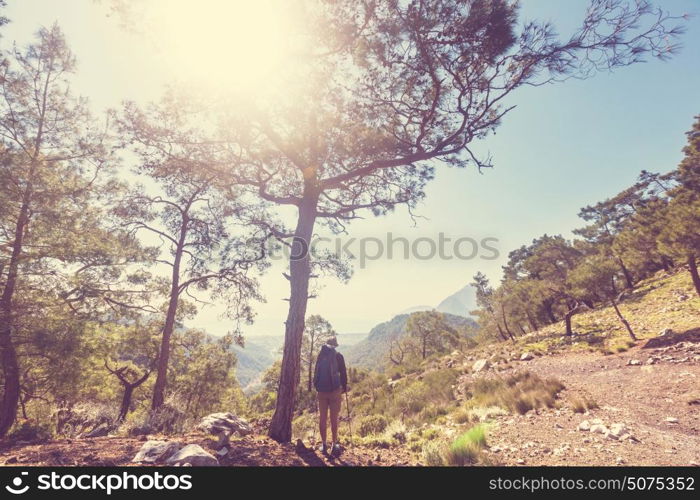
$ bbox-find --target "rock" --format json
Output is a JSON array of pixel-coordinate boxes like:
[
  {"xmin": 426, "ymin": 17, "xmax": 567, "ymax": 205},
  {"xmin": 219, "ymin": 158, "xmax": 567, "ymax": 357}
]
[
  {"xmin": 520, "ymin": 352, "xmax": 534, "ymax": 361},
  {"xmin": 516, "ymin": 458, "xmax": 525, "ymax": 465},
  {"xmin": 198, "ymin": 412, "xmax": 251, "ymax": 437},
  {"xmin": 609, "ymin": 423, "xmax": 627, "ymax": 438},
  {"xmin": 664, "ymin": 417, "xmax": 679, "ymax": 424},
  {"xmin": 215, "ymin": 447, "xmax": 229, "ymax": 457},
  {"xmin": 627, "ymin": 359, "xmax": 641, "ymax": 366},
  {"xmin": 590, "ymin": 424, "xmax": 609, "ymax": 435},
  {"xmin": 5, "ymin": 456, "xmax": 18, "ymax": 464},
  {"xmin": 165, "ymin": 444, "xmax": 219, "ymax": 467},
  {"xmin": 659, "ymin": 328, "xmax": 674, "ymax": 336},
  {"xmin": 129, "ymin": 425, "xmax": 153, "ymax": 437},
  {"xmin": 84, "ymin": 423, "xmax": 110, "ymax": 438},
  {"xmin": 616, "ymin": 456, "xmax": 625, "ymax": 465},
  {"xmin": 645, "ymin": 358, "xmax": 657, "ymax": 365},
  {"xmin": 133, "ymin": 440, "xmax": 182, "ymax": 464},
  {"xmin": 472, "ymin": 359, "xmax": 490, "ymax": 373},
  {"xmin": 578, "ymin": 420, "xmax": 591, "ymax": 431}
]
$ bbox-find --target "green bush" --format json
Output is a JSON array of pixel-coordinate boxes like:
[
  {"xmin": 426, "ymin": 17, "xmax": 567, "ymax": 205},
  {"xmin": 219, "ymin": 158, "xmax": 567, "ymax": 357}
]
[
  {"xmin": 358, "ymin": 414, "xmax": 388, "ymax": 437},
  {"xmin": 445, "ymin": 425, "xmax": 487, "ymax": 466}
]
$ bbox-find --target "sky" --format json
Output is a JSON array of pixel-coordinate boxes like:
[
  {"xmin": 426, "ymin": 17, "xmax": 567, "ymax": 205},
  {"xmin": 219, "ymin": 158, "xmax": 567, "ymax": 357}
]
[{"xmin": 3, "ymin": 0, "xmax": 700, "ymax": 338}]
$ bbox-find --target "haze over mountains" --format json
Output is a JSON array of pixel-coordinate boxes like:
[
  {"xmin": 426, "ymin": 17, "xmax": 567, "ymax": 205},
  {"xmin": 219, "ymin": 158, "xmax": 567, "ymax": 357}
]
[{"xmin": 234, "ymin": 282, "xmax": 478, "ymax": 390}]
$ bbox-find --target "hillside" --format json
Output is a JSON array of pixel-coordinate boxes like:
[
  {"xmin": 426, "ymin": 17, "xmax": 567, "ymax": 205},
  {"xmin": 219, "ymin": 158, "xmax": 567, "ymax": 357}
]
[{"xmin": 344, "ymin": 312, "xmax": 477, "ymax": 370}]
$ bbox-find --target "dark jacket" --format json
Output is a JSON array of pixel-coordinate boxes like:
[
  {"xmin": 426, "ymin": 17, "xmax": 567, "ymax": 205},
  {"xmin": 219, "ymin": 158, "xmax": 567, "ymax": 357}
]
[{"xmin": 313, "ymin": 345, "xmax": 348, "ymax": 392}]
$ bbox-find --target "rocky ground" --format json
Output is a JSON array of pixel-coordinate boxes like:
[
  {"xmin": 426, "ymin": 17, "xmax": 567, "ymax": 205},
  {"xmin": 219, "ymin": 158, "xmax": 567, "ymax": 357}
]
[
  {"xmin": 0, "ymin": 422, "xmax": 417, "ymax": 467},
  {"xmin": 482, "ymin": 332, "xmax": 700, "ymax": 466}
]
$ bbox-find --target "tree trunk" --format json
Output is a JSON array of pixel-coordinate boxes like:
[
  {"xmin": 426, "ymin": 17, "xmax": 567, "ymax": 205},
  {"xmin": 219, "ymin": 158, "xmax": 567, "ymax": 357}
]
[
  {"xmin": 617, "ymin": 257, "xmax": 634, "ymax": 289},
  {"xmin": 118, "ymin": 385, "xmax": 134, "ymax": 423},
  {"xmin": 688, "ymin": 255, "xmax": 700, "ymax": 298},
  {"xmin": 269, "ymin": 184, "xmax": 318, "ymax": 443},
  {"xmin": 611, "ymin": 299, "xmax": 637, "ymax": 341},
  {"xmin": 543, "ymin": 300, "xmax": 557, "ymax": 324},
  {"xmin": 495, "ymin": 323, "xmax": 508, "ymax": 342},
  {"xmin": 306, "ymin": 337, "xmax": 315, "ymax": 393},
  {"xmin": 526, "ymin": 311, "xmax": 539, "ymax": 332},
  {"xmin": 500, "ymin": 304, "xmax": 515, "ymax": 341},
  {"xmin": 563, "ymin": 302, "xmax": 579, "ymax": 336},
  {"xmin": 152, "ymin": 219, "xmax": 188, "ymax": 411},
  {"xmin": 0, "ymin": 196, "xmax": 32, "ymax": 437}
]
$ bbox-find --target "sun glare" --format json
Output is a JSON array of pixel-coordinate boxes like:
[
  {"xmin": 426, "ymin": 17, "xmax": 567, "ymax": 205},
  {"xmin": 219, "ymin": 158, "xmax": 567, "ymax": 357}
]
[{"xmin": 152, "ymin": 0, "xmax": 296, "ymax": 94}]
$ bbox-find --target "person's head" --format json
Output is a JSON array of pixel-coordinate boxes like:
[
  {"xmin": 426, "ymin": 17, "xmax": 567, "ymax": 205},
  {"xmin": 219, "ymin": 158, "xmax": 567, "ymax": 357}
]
[{"xmin": 326, "ymin": 336, "xmax": 338, "ymax": 348}]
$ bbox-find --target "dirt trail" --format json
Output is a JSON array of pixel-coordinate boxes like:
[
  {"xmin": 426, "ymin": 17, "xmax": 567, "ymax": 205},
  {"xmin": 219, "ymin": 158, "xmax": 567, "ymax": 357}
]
[{"xmin": 485, "ymin": 340, "xmax": 700, "ymax": 466}]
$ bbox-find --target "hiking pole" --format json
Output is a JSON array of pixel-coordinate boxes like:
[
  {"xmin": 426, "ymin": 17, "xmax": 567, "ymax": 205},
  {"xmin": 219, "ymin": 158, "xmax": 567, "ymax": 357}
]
[{"xmin": 345, "ymin": 390, "xmax": 353, "ymax": 448}]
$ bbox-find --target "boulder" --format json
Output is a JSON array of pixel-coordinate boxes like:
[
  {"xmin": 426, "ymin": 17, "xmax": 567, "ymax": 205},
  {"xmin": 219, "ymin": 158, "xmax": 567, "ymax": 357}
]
[
  {"xmin": 590, "ymin": 424, "xmax": 608, "ymax": 434},
  {"xmin": 84, "ymin": 423, "xmax": 110, "ymax": 438},
  {"xmin": 472, "ymin": 359, "xmax": 490, "ymax": 373},
  {"xmin": 520, "ymin": 352, "xmax": 534, "ymax": 361},
  {"xmin": 128, "ymin": 425, "xmax": 153, "ymax": 437},
  {"xmin": 627, "ymin": 359, "xmax": 641, "ymax": 366},
  {"xmin": 665, "ymin": 417, "xmax": 679, "ymax": 424},
  {"xmin": 165, "ymin": 444, "xmax": 219, "ymax": 467},
  {"xmin": 198, "ymin": 412, "xmax": 252, "ymax": 437},
  {"xmin": 133, "ymin": 440, "xmax": 181, "ymax": 464},
  {"xmin": 578, "ymin": 420, "xmax": 591, "ymax": 432},
  {"xmin": 609, "ymin": 423, "xmax": 627, "ymax": 438}
]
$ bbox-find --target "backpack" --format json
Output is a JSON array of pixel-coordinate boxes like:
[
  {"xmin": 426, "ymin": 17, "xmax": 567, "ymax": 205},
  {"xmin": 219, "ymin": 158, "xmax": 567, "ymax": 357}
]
[{"xmin": 314, "ymin": 345, "xmax": 341, "ymax": 392}]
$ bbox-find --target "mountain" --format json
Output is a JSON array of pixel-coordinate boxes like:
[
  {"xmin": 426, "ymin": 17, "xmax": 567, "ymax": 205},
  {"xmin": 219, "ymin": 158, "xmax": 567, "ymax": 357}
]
[
  {"xmin": 343, "ymin": 312, "xmax": 477, "ymax": 371},
  {"xmin": 436, "ymin": 284, "xmax": 477, "ymax": 317},
  {"xmin": 397, "ymin": 305, "xmax": 433, "ymax": 315},
  {"xmin": 397, "ymin": 283, "xmax": 477, "ymax": 320}
]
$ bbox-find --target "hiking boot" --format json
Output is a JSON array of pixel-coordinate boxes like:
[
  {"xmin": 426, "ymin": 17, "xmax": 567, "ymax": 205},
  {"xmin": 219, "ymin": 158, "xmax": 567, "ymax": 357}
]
[
  {"xmin": 330, "ymin": 442, "xmax": 341, "ymax": 457},
  {"xmin": 318, "ymin": 443, "xmax": 328, "ymax": 455}
]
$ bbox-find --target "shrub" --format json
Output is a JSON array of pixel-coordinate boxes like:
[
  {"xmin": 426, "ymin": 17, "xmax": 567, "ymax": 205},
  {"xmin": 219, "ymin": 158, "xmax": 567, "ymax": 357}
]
[
  {"xmin": 445, "ymin": 425, "xmax": 486, "ymax": 466},
  {"xmin": 383, "ymin": 420, "xmax": 407, "ymax": 444},
  {"xmin": 452, "ymin": 408, "xmax": 472, "ymax": 424},
  {"xmin": 569, "ymin": 395, "xmax": 599, "ymax": 413},
  {"xmin": 422, "ymin": 428, "xmax": 440, "ymax": 440},
  {"xmin": 421, "ymin": 440, "xmax": 446, "ymax": 466},
  {"xmin": 356, "ymin": 434, "xmax": 395, "ymax": 448},
  {"xmin": 8, "ymin": 421, "xmax": 53, "ymax": 443},
  {"xmin": 465, "ymin": 371, "xmax": 564, "ymax": 415},
  {"xmin": 358, "ymin": 414, "xmax": 388, "ymax": 437}
]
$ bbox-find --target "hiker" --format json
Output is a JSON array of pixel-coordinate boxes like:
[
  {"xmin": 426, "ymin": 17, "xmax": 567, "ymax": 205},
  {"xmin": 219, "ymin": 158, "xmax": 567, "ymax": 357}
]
[{"xmin": 313, "ymin": 336, "xmax": 348, "ymax": 456}]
